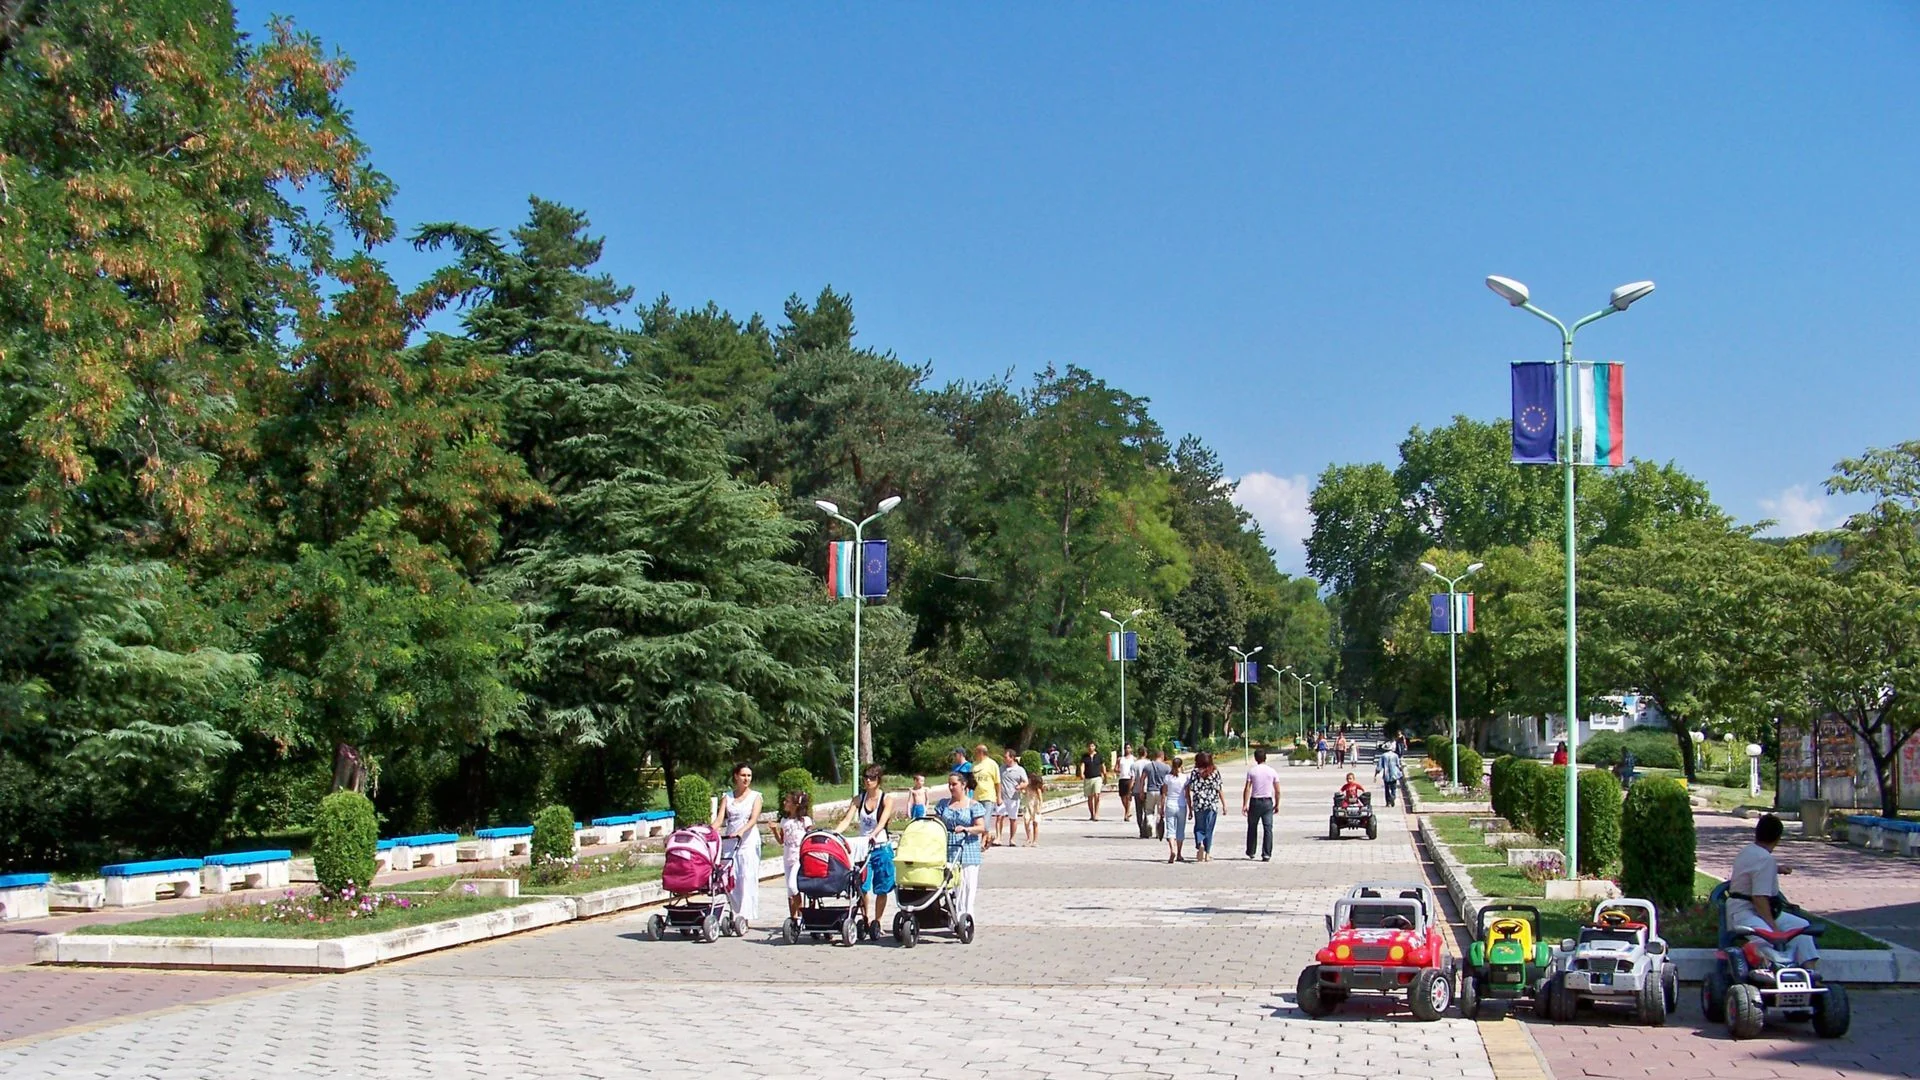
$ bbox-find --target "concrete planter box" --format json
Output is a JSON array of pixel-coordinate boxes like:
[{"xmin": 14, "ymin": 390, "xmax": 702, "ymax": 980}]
[
  {"xmin": 1481, "ymin": 831, "xmax": 1534, "ymax": 848},
  {"xmin": 456, "ymin": 878, "xmax": 520, "ymax": 898},
  {"xmin": 1544, "ymin": 878, "xmax": 1621, "ymax": 901},
  {"xmin": 1468, "ymin": 817, "xmax": 1510, "ymax": 832},
  {"xmin": 1505, "ymin": 847, "xmax": 1564, "ymax": 870}
]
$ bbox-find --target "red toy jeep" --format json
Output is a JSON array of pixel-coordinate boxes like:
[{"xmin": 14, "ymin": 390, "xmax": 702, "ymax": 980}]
[{"xmin": 1297, "ymin": 881, "xmax": 1455, "ymax": 1021}]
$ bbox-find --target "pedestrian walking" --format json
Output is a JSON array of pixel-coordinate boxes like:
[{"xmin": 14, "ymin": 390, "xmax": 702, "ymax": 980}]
[
  {"xmin": 1552, "ymin": 741, "xmax": 1569, "ymax": 767},
  {"xmin": 1375, "ymin": 743, "xmax": 1404, "ymax": 807},
  {"xmin": 996, "ymin": 749, "xmax": 1027, "ymax": 847},
  {"xmin": 1242, "ymin": 749, "xmax": 1280, "ymax": 861},
  {"xmin": 971, "ymin": 744, "xmax": 1001, "ymax": 848},
  {"xmin": 712, "ymin": 763, "xmax": 764, "ymax": 932},
  {"xmin": 1334, "ymin": 733, "xmax": 1349, "ymax": 767},
  {"xmin": 773, "ymin": 788, "xmax": 812, "ymax": 924},
  {"xmin": 833, "ymin": 764, "xmax": 896, "ymax": 941},
  {"xmin": 1315, "ymin": 735, "xmax": 1330, "ymax": 768},
  {"xmin": 936, "ymin": 770, "xmax": 988, "ymax": 918},
  {"xmin": 1136, "ymin": 748, "xmax": 1171, "ymax": 840},
  {"xmin": 1021, "ymin": 768, "xmax": 1045, "ymax": 847},
  {"xmin": 1187, "ymin": 751, "xmax": 1224, "ymax": 862},
  {"xmin": 1078, "ymin": 741, "xmax": 1105, "ymax": 820},
  {"xmin": 1162, "ymin": 757, "xmax": 1190, "ymax": 863},
  {"xmin": 1117, "ymin": 743, "xmax": 1138, "ymax": 823}
]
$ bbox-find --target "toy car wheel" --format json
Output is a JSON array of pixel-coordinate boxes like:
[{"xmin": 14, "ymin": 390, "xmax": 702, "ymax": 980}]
[
  {"xmin": 1661, "ymin": 965, "xmax": 1679, "ymax": 1015},
  {"xmin": 646, "ymin": 914, "xmax": 665, "ymax": 942},
  {"xmin": 956, "ymin": 914, "xmax": 976, "ymax": 944},
  {"xmin": 839, "ymin": 918, "xmax": 858, "ymax": 947},
  {"xmin": 1700, "ymin": 969, "xmax": 1730, "ymax": 1023},
  {"xmin": 1636, "ymin": 970, "xmax": 1668, "ymax": 1026},
  {"xmin": 1328, "ymin": 817, "xmax": 1340, "ymax": 841},
  {"xmin": 1296, "ymin": 966, "xmax": 1336, "ymax": 1018},
  {"xmin": 1460, "ymin": 973, "xmax": 1481, "ymax": 1020},
  {"xmin": 1409, "ymin": 968, "xmax": 1453, "ymax": 1021},
  {"xmin": 1548, "ymin": 974, "xmax": 1577, "ymax": 1022},
  {"xmin": 1812, "ymin": 983, "xmax": 1851, "ymax": 1039},
  {"xmin": 1727, "ymin": 983, "xmax": 1764, "ymax": 1039},
  {"xmin": 1365, "ymin": 819, "xmax": 1378, "ymax": 840},
  {"xmin": 781, "ymin": 918, "xmax": 800, "ymax": 945}
]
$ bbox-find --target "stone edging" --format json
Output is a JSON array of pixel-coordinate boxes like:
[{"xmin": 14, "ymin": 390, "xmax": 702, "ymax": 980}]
[
  {"xmin": 1415, "ymin": 815, "xmax": 1920, "ymax": 985},
  {"xmin": 1403, "ymin": 780, "xmax": 1492, "ymax": 816},
  {"xmin": 37, "ymin": 790, "xmax": 1093, "ymax": 973}
]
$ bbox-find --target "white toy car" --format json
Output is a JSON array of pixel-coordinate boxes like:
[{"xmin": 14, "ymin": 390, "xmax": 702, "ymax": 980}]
[{"xmin": 1539, "ymin": 898, "xmax": 1677, "ymax": 1025}]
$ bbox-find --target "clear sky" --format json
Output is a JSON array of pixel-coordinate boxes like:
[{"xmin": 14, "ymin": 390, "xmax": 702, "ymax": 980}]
[{"xmin": 235, "ymin": 2, "xmax": 1920, "ymax": 573}]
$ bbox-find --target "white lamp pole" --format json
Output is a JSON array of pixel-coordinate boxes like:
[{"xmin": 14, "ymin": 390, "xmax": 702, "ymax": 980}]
[
  {"xmin": 1100, "ymin": 608, "xmax": 1146, "ymax": 757},
  {"xmin": 1229, "ymin": 645, "xmax": 1262, "ymax": 757},
  {"xmin": 1421, "ymin": 560, "xmax": 1484, "ymax": 790},
  {"xmin": 1281, "ymin": 667, "xmax": 1307, "ymax": 741},
  {"xmin": 815, "ymin": 495, "xmax": 902, "ymax": 782}
]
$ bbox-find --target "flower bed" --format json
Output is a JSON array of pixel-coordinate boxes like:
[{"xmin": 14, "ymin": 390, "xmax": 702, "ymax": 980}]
[{"xmin": 76, "ymin": 884, "xmax": 528, "ymax": 939}]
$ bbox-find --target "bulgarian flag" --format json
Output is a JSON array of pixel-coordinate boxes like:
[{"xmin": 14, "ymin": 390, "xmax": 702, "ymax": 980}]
[
  {"xmin": 1573, "ymin": 362, "xmax": 1625, "ymax": 467},
  {"xmin": 826, "ymin": 541, "xmax": 858, "ymax": 598}
]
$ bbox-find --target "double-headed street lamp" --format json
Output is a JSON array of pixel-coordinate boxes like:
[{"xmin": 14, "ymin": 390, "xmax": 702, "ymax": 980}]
[
  {"xmin": 1099, "ymin": 608, "xmax": 1146, "ymax": 756},
  {"xmin": 814, "ymin": 495, "xmax": 902, "ymax": 781},
  {"xmin": 1228, "ymin": 645, "xmax": 1261, "ymax": 755},
  {"xmin": 1273, "ymin": 665, "xmax": 1305, "ymax": 742},
  {"xmin": 1486, "ymin": 274, "xmax": 1654, "ymax": 878},
  {"xmin": 1421, "ymin": 560, "xmax": 1484, "ymax": 790}
]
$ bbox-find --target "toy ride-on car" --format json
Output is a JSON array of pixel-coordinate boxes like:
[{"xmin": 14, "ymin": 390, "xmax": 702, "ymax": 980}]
[
  {"xmin": 1701, "ymin": 881, "xmax": 1849, "ymax": 1039},
  {"xmin": 1539, "ymin": 899, "xmax": 1676, "ymax": 1025},
  {"xmin": 1329, "ymin": 790, "xmax": 1378, "ymax": 840},
  {"xmin": 1297, "ymin": 881, "xmax": 1454, "ymax": 1021},
  {"xmin": 1460, "ymin": 903, "xmax": 1552, "ymax": 1019}
]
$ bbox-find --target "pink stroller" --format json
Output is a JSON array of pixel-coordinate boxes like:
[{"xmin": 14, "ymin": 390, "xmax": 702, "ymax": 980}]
[{"xmin": 647, "ymin": 824, "xmax": 741, "ymax": 943}]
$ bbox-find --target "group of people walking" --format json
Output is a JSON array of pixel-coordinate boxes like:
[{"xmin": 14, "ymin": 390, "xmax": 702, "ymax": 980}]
[
  {"xmin": 704, "ymin": 744, "xmax": 1044, "ymax": 941},
  {"xmin": 1099, "ymin": 745, "xmax": 1288, "ymax": 863}
]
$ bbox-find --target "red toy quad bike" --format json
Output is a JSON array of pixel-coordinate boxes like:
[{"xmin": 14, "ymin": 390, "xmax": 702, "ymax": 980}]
[{"xmin": 1297, "ymin": 881, "xmax": 1454, "ymax": 1021}]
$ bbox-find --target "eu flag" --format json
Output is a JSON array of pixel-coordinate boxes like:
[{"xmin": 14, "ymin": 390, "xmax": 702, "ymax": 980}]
[
  {"xmin": 1511, "ymin": 362, "xmax": 1557, "ymax": 464},
  {"xmin": 861, "ymin": 540, "xmax": 888, "ymax": 599}
]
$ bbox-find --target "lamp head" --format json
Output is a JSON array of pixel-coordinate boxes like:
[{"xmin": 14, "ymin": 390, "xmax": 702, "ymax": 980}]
[
  {"xmin": 1419, "ymin": 561, "xmax": 1438, "ymax": 574},
  {"xmin": 876, "ymin": 495, "xmax": 903, "ymax": 515},
  {"xmin": 1249, "ymin": 646, "xmax": 1262, "ymax": 656},
  {"xmin": 1130, "ymin": 608, "xmax": 1145, "ymax": 618},
  {"xmin": 1098, "ymin": 610, "xmax": 1113, "ymax": 620},
  {"xmin": 813, "ymin": 499, "xmax": 840, "ymax": 516},
  {"xmin": 1609, "ymin": 280, "xmax": 1656, "ymax": 311},
  {"xmin": 1486, "ymin": 275, "xmax": 1530, "ymax": 307},
  {"xmin": 1466, "ymin": 562, "xmax": 1485, "ymax": 574}
]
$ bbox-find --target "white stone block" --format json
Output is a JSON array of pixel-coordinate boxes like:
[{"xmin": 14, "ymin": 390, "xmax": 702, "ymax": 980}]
[
  {"xmin": 1544, "ymin": 878, "xmax": 1621, "ymax": 901},
  {"xmin": 201, "ymin": 860, "xmax": 290, "ymax": 894},
  {"xmin": 0, "ymin": 883, "xmax": 49, "ymax": 921},
  {"xmin": 105, "ymin": 871, "xmax": 200, "ymax": 907},
  {"xmin": 456, "ymin": 878, "xmax": 519, "ymax": 898},
  {"xmin": 49, "ymin": 879, "xmax": 105, "ymax": 911}
]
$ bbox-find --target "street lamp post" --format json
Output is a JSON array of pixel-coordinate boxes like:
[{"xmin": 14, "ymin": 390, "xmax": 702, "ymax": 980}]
[
  {"xmin": 1307, "ymin": 679, "xmax": 1320, "ymax": 737},
  {"xmin": 1229, "ymin": 646, "xmax": 1262, "ymax": 757},
  {"xmin": 1421, "ymin": 560, "xmax": 1485, "ymax": 790},
  {"xmin": 1486, "ymin": 274, "xmax": 1655, "ymax": 878},
  {"xmin": 1266, "ymin": 665, "xmax": 1286, "ymax": 744},
  {"xmin": 1099, "ymin": 608, "xmax": 1146, "ymax": 758},
  {"xmin": 814, "ymin": 495, "xmax": 903, "ymax": 783},
  {"xmin": 1276, "ymin": 665, "xmax": 1306, "ymax": 742}
]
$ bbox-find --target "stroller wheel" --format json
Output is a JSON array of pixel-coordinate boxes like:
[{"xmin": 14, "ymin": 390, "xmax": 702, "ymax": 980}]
[
  {"xmin": 899, "ymin": 916, "xmax": 919, "ymax": 949},
  {"xmin": 700, "ymin": 913, "xmax": 720, "ymax": 944},
  {"xmin": 956, "ymin": 914, "xmax": 976, "ymax": 944},
  {"xmin": 645, "ymin": 913, "xmax": 665, "ymax": 942},
  {"xmin": 781, "ymin": 918, "xmax": 800, "ymax": 945},
  {"xmin": 839, "ymin": 918, "xmax": 858, "ymax": 947}
]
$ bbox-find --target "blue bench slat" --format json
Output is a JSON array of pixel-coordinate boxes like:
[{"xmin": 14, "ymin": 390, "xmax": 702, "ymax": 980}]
[
  {"xmin": 637, "ymin": 810, "xmax": 674, "ymax": 820},
  {"xmin": 590, "ymin": 814, "xmax": 642, "ymax": 827},
  {"xmin": 395, "ymin": 833, "xmax": 459, "ymax": 846},
  {"xmin": 376, "ymin": 839, "xmax": 399, "ymax": 851},
  {"xmin": 0, "ymin": 872, "xmax": 51, "ymax": 888},
  {"xmin": 204, "ymin": 850, "xmax": 292, "ymax": 867},
  {"xmin": 474, "ymin": 826, "xmax": 534, "ymax": 839},
  {"xmin": 101, "ymin": 858, "xmax": 203, "ymax": 876}
]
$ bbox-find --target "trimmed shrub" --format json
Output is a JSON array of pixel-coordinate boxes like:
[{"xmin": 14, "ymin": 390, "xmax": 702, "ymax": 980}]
[
  {"xmin": 532, "ymin": 803, "xmax": 574, "ymax": 863},
  {"xmin": 312, "ymin": 790, "xmax": 378, "ymax": 898},
  {"xmin": 1578, "ymin": 729, "xmax": 1683, "ymax": 770},
  {"xmin": 1489, "ymin": 755, "xmax": 1518, "ymax": 821},
  {"xmin": 912, "ymin": 733, "xmax": 977, "ymax": 776},
  {"xmin": 1503, "ymin": 758, "xmax": 1540, "ymax": 833},
  {"xmin": 774, "ymin": 767, "xmax": 815, "ymax": 799},
  {"xmin": 1530, "ymin": 765, "xmax": 1569, "ymax": 844},
  {"xmin": 1289, "ymin": 743, "xmax": 1316, "ymax": 764},
  {"xmin": 1576, "ymin": 768, "xmax": 1623, "ymax": 877},
  {"xmin": 1455, "ymin": 747, "xmax": 1484, "ymax": 792},
  {"xmin": 1424, "ymin": 735, "xmax": 1451, "ymax": 770},
  {"xmin": 672, "ymin": 775, "xmax": 713, "ymax": 827},
  {"xmin": 1019, "ymin": 751, "xmax": 1045, "ymax": 784},
  {"xmin": 1620, "ymin": 777, "xmax": 1695, "ymax": 909}
]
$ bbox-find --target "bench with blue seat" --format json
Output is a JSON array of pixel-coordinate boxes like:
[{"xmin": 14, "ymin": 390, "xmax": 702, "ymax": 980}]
[
  {"xmin": 201, "ymin": 850, "xmax": 293, "ymax": 894},
  {"xmin": 1847, "ymin": 814, "xmax": 1920, "ymax": 855},
  {"xmin": 588, "ymin": 813, "xmax": 646, "ymax": 844},
  {"xmin": 102, "ymin": 858, "xmax": 204, "ymax": 906},
  {"xmin": 638, "ymin": 809, "xmax": 675, "ymax": 837},
  {"xmin": 462, "ymin": 825, "xmax": 535, "ymax": 861},
  {"xmin": 0, "ymin": 872, "xmax": 51, "ymax": 921},
  {"xmin": 376, "ymin": 832, "xmax": 460, "ymax": 872}
]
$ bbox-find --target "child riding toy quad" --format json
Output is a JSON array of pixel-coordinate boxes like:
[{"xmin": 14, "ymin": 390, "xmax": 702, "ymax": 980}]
[
  {"xmin": 1297, "ymin": 881, "xmax": 1454, "ymax": 1021},
  {"xmin": 1329, "ymin": 790, "xmax": 1378, "ymax": 840},
  {"xmin": 1459, "ymin": 903, "xmax": 1553, "ymax": 1019},
  {"xmin": 1701, "ymin": 881, "xmax": 1850, "ymax": 1039},
  {"xmin": 1539, "ymin": 899, "xmax": 1676, "ymax": 1025}
]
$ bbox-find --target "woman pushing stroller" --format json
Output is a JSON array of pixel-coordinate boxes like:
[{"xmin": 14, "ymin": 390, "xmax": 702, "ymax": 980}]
[
  {"xmin": 832, "ymin": 764, "xmax": 896, "ymax": 941},
  {"xmin": 936, "ymin": 769, "xmax": 989, "ymax": 919},
  {"xmin": 712, "ymin": 763, "xmax": 764, "ymax": 934}
]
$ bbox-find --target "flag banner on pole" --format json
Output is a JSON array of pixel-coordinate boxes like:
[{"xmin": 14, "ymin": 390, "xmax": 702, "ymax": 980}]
[
  {"xmin": 861, "ymin": 540, "xmax": 888, "ymax": 599},
  {"xmin": 1429, "ymin": 593, "xmax": 1476, "ymax": 633},
  {"xmin": 827, "ymin": 541, "xmax": 857, "ymax": 598},
  {"xmin": 1233, "ymin": 661, "xmax": 1259, "ymax": 684},
  {"xmin": 1107, "ymin": 631, "xmax": 1138, "ymax": 661},
  {"xmin": 1572, "ymin": 362, "xmax": 1625, "ymax": 467},
  {"xmin": 1510, "ymin": 362, "xmax": 1557, "ymax": 464}
]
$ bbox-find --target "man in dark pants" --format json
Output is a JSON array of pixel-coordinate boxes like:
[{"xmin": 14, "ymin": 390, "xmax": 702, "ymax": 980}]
[
  {"xmin": 1242, "ymin": 749, "xmax": 1280, "ymax": 860},
  {"xmin": 1135, "ymin": 749, "xmax": 1171, "ymax": 839}
]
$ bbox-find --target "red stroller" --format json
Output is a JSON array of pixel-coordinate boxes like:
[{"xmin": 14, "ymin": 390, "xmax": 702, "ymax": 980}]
[
  {"xmin": 647, "ymin": 824, "xmax": 742, "ymax": 943},
  {"xmin": 783, "ymin": 830, "xmax": 869, "ymax": 946}
]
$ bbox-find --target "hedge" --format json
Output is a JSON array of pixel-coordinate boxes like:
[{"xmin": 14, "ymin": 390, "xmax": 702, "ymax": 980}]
[
  {"xmin": 1489, "ymin": 755, "xmax": 1518, "ymax": 822},
  {"xmin": 1621, "ymin": 778, "xmax": 1695, "ymax": 909},
  {"xmin": 774, "ymin": 767, "xmax": 815, "ymax": 799},
  {"xmin": 1455, "ymin": 747, "xmax": 1484, "ymax": 791},
  {"xmin": 313, "ymin": 790, "xmax": 378, "ymax": 898},
  {"xmin": 1576, "ymin": 768, "xmax": 1623, "ymax": 877},
  {"xmin": 1577, "ymin": 729, "xmax": 1683, "ymax": 770},
  {"xmin": 1019, "ymin": 751, "xmax": 1045, "ymax": 785},
  {"xmin": 672, "ymin": 775, "xmax": 713, "ymax": 827},
  {"xmin": 532, "ymin": 804, "xmax": 574, "ymax": 865},
  {"xmin": 913, "ymin": 733, "xmax": 991, "ymax": 776}
]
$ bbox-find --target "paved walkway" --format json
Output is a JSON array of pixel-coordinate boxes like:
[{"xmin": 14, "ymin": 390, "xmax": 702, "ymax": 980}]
[{"xmin": 0, "ymin": 755, "xmax": 1497, "ymax": 1079}]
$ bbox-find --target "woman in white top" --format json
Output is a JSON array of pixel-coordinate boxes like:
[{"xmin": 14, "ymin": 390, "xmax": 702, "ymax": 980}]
[
  {"xmin": 711, "ymin": 763, "xmax": 764, "ymax": 930},
  {"xmin": 1117, "ymin": 744, "xmax": 1138, "ymax": 823},
  {"xmin": 1161, "ymin": 756, "xmax": 1191, "ymax": 863}
]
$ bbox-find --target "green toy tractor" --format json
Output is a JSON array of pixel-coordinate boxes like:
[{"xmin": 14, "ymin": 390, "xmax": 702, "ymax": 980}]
[{"xmin": 1461, "ymin": 903, "xmax": 1554, "ymax": 1019}]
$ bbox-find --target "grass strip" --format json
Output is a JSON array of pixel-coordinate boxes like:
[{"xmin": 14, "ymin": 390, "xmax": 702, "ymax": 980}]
[{"xmin": 75, "ymin": 895, "xmax": 531, "ymax": 939}]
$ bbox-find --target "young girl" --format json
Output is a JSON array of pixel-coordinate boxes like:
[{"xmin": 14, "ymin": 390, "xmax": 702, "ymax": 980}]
[
  {"xmin": 908, "ymin": 775, "xmax": 931, "ymax": 820},
  {"xmin": 1021, "ymin": 768, "xmax": 1045, "ymax": 847},
  {"xmin": 773, "ymin": 789, "xmax": 812, "ymax": 923}
]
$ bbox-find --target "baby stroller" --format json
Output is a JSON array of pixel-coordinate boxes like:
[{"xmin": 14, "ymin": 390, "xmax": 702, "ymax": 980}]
[
  {"xmin": 784, "ymin": 830, "xmax": 869, "ymax": 946},
  {"xmin": 890, "ymin": 816, "xmax": 975, "ymax": 946},
  {"xmin": 647, "ymin": 825, "xmax": 741, "ymax": 943}
]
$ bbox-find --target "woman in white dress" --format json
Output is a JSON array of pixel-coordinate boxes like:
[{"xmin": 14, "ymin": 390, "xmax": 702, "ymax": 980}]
[{"xmin": 711, "ymin": 763, "xmax": 764, "ymax": 931}]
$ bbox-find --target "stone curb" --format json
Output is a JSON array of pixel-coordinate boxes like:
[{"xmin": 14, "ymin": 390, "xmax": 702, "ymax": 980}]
[
  {"xmin": 1415, "ymin": 816, "xmax": 1920, "ymax": 986},
  {"xmin": 36, "ymin": 790, "xmax": 1093, "ymax": 973}
]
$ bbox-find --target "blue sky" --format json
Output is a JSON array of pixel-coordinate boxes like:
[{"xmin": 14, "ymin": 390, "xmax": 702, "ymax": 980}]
[{"xmin": 237, "ymin": 2, "xmax": 1920, "ymax": 572}]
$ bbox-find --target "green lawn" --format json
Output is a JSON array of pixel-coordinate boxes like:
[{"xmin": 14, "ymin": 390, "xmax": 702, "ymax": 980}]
[
  {"xmin": 76, "ymin": 895, "xmax": 530, "ymax": 939},
  {"xmin": 1409, "ymin": 774, "xmax": 1484, "ymax": 804},
  {"xmin": 1428, "ymin": 815, "xmax": 1507, "ymax": 865}
]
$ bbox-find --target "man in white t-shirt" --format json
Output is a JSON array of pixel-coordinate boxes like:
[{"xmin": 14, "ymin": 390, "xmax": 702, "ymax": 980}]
[
  {"xmin": 1117, "ymin": 745, "xmax": 1137, "ymax": 823},
  {"xmin": 1727, "ymin": 814, "xmax": 1817, "ymax": 967},
  {"xmin": 997, "ymin": 749, "xmax": 1028, "ymax": 847}
]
